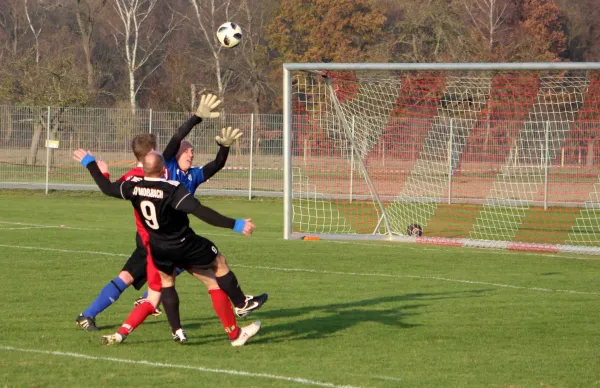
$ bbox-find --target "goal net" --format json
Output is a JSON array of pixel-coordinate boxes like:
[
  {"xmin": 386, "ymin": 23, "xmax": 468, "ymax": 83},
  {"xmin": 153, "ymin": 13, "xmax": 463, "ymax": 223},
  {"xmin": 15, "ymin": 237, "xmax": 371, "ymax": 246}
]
[{"xmin": 283, "ymin": 63, "xmax": 600, "ymax": 255}]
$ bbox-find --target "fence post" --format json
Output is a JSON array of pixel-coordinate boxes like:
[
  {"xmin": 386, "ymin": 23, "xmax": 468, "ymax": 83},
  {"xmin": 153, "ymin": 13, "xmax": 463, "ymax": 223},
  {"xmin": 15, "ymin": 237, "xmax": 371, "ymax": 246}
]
[
  {"xmin": 544, "ymin": 121, "xmax": 550, "ymax": 210},
  {"xmin": 447, "ymin": 118, "xmax": 454, "ymax": 204},
  {"xmin": 248, "ymin": 113, "xmax": 254, "ymax": 200},
  {"xmin": 148, "ymin": 108, "xmax": 152, "ymax": 134},
  {"xmin": 45, "ymin": 106, "xmax": 51, "ymax": 195},
  {"xmin": 350, "ymin": 115, "xmax": 355, "ymax": 202}
]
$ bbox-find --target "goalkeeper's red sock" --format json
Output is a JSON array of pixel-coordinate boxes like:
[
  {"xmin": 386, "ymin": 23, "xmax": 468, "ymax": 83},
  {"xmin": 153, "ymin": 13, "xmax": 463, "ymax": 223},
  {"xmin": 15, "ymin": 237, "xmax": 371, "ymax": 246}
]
[
  {"xmin": 209, "ymin": 288, "xmax": 240, "ymax": 340},
  {"xmin": 117, "ymin": 301, "xmax": 156, "ymax": 336}
]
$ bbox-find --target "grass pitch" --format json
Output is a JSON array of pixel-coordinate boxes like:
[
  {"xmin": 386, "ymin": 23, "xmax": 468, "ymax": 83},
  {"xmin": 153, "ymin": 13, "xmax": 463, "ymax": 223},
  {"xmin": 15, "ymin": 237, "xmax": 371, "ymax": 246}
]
[{"xmin": 0, "ymin": 190, "xmax": 599, "ymax": 387}]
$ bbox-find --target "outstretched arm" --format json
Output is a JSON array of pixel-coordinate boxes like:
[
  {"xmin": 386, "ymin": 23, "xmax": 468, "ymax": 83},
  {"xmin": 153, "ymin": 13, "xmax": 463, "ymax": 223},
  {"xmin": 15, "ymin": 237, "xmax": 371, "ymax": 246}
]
[
  {"xmin": 162, "ymin": 115, "xmax": 203, "ymax": 161},
  {"xmin": 201, "ymin": 126, "xmax": 243, "ymax": 180},
  {"xmin": 200, "ymin": 145, "xmax": 229, "ymax": 181},
  {"xmin": 170, "ymin": 185, "xmax": 255, "ymax": 236},
  {"xmin": 162, "ymin": 94, "xmax": 223, "ymax": 161},
  {"xmin": 73, "ymin": 149, "xmax": 131, "ymax": 199}
]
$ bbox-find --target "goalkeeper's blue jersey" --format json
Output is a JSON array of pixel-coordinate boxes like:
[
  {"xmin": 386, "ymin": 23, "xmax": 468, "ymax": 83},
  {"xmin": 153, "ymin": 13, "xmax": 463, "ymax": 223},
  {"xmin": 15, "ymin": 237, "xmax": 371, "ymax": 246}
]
[{"xmin": 165, "ymin": 157, "xmax": 206, "ymax": 194}]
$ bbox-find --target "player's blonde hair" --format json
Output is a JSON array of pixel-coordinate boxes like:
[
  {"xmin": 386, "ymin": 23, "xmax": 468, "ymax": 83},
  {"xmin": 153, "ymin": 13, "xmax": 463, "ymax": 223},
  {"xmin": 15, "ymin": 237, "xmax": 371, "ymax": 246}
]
[{"xmin": 131, "ymin": 134, "xmax": 157, "ymax": 161}]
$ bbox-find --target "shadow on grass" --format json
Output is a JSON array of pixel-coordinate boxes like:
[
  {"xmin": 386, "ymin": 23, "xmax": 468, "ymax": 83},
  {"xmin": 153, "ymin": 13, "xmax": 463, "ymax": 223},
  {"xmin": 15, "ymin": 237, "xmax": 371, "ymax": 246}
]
[
  {"xmin": 94, "ymin": 288, "xmax": 490, "ymax": 345},
  {"xmin": 249, "ymin": 289, "xmax": 491, "ymax": 344}
]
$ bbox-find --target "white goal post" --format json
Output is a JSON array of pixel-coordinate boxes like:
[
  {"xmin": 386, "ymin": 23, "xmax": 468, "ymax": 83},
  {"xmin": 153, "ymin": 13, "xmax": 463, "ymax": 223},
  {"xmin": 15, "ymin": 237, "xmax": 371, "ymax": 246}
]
[{"xmin": 283, "ymin": 62, "xmax": 600, "ymax": 255}]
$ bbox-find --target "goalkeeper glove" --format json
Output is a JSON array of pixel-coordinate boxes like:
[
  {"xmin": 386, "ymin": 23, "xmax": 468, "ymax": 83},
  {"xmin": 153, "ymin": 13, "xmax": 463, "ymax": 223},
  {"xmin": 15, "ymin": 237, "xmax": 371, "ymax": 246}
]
[
  {"xmin": 195, "ymin": 93, "xmax": 222, "ymax": 119},
  {"xmin": 215, "ymin": 127, "xmax": 242, "ymax": 147}
]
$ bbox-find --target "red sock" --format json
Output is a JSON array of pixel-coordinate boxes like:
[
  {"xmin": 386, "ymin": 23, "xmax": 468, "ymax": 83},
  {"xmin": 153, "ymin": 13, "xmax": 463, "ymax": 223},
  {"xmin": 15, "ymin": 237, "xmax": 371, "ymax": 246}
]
[
  {"xmin": 209, "ymin": 288, "xmax": 240, "ymax": 340},
  {"xmin": 117, "ymin": 301, "xmax": 156, "ymax": 336}
]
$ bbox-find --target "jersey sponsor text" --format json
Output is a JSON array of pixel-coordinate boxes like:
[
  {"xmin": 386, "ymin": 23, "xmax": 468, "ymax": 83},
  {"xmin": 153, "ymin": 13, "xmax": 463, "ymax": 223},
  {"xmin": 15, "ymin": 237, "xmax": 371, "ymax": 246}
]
[{"xmin": 132, "ymin": 186, "xmax": 164, "ymax": 199}]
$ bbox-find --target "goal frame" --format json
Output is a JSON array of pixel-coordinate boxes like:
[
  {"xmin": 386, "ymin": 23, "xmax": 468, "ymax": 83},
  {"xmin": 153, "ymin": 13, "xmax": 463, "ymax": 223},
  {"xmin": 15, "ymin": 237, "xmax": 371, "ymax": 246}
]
[{"xmin": 283, "ymin": 62, "xmax": 600, "ymax": 254}]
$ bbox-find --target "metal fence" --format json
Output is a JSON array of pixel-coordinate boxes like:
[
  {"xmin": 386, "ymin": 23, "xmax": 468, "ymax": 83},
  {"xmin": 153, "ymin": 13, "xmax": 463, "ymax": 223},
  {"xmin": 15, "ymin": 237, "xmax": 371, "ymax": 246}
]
[
  {"xmin": 2, "ymin": 104, "xmax": 600, "ymax": 204},
  {"xmin": 0, "ymin": 105, "xmax": 284, "ymax": 197}
]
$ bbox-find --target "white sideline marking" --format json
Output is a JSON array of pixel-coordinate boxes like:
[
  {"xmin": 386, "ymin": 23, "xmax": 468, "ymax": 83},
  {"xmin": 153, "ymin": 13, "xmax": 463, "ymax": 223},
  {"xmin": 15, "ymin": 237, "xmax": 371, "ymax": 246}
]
[
  {"xmin": 0, "ymin": 345, "xmax": 358, "ymax": 388},
  {"xmin": 198, "ymin": 231, "xmax": 600, "ymax": 262},
  {"xmin": 233, "ymin": 264, "xmax": 600, "ymax": 296},
  {"xmin": 2, "ymin": 218, "xmax": 596, "ymax": 262},
  {"xmin": 0, "ymin": 226, "xmax": 56, "ymax": 231},
  {"xmin": 372, "ymin": 376, "xmax": 403, "ymax": 382},
  {"xmin": 0, "ymin": 244, "xmax": 128, "ymax": 257},
  {"xmin": 0, "ymin": 221, "xmax": 101, "ymax": 231},
  {"xmin": 325, "ymin": 240, "xmax": 600, "ymax": 262},
  {"xmin": 0, "ymin": 243, "xmax": 598, "ymax": 296}
]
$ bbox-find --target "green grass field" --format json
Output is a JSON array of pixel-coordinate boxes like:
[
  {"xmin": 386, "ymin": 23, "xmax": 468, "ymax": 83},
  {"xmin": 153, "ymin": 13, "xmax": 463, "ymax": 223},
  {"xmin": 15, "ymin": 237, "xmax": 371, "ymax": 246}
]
[{"xmin": 0, "ymin": 190, "xmax": 599, "ymax": 387}]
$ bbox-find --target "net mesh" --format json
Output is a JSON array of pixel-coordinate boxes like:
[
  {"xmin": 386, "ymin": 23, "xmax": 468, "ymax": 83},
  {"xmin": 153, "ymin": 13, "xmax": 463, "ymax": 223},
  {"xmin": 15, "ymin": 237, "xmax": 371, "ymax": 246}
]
[{"xmin": 290, "ymin": 69, "xmax": 600, "ymax": 252}]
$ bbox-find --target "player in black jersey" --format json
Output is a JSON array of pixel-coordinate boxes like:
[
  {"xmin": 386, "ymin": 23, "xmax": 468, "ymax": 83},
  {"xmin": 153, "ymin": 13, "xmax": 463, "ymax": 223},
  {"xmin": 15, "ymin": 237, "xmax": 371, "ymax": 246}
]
[{"xmin": 75, "ymin": 149, "xmax": 263, "ymax": 346}]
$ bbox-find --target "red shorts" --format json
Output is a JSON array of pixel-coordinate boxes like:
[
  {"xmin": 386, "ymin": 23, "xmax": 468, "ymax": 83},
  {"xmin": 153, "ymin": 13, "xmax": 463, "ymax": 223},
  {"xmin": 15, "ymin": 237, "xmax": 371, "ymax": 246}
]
[{"xmin": 144, "ymin": 242, "xmax": 162, "ymax": 292}]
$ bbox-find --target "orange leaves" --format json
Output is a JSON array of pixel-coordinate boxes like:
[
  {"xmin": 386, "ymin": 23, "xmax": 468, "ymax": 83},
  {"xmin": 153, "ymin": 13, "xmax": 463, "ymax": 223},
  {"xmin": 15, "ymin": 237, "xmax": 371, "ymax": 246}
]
[
  {"xmin": 267, "ymin": 0, "xmax": 389, "ymax": 63},
  {"xmin": 520, "ymin": 0, "xmax": 567, "ymax": 61}
]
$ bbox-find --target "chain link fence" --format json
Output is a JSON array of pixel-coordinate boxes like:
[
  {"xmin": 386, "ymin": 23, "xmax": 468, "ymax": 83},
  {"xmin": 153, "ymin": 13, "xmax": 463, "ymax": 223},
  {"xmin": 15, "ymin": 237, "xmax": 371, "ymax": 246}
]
[
  {"xmin": 2, "ymin": 104, "xmax": 600, "ymax": 204},
  {"xmin": 0, "ymin": 105, "xmax": 284, "ymax": 197}
]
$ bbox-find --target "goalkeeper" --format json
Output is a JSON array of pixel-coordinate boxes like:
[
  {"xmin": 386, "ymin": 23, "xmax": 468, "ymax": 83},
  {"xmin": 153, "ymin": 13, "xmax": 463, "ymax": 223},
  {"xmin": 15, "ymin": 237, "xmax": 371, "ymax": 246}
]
[{"xmin": 165, "ymin": 126, "xmax": 242, "ymax": 194}]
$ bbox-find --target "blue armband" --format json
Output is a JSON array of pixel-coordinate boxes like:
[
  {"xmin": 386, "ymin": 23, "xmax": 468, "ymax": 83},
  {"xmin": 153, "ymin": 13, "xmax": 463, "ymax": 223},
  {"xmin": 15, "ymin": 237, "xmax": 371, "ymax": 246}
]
[
  {"xmin": 80, "ymin": 154, "xmax": 96, "ymax": 168},
  {"xmin": 233, "ymin": 219, "xmax": 246, "ymax": 233}
]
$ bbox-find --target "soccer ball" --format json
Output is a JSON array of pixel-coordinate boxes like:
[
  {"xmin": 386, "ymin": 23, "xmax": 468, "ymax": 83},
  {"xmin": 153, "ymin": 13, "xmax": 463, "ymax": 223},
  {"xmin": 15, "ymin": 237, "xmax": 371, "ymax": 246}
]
[
  {"xmin": 216, "ymin": 22, "xmax": 242, "ymax": 48},
  {"xmin": 407, "ymin": 223, "xmax": 423, "ymax": 237}
]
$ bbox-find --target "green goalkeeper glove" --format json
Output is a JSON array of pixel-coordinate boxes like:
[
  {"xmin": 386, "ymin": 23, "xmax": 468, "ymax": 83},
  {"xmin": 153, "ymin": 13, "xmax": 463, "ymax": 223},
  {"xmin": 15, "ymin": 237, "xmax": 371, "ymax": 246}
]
[
  {"xmin": 215, "ymin": 127, "xmax": 243, "ymax": 147},
  {"xmin": 195, "ymin": 93, "xmax": 222, "ymax": 119}
]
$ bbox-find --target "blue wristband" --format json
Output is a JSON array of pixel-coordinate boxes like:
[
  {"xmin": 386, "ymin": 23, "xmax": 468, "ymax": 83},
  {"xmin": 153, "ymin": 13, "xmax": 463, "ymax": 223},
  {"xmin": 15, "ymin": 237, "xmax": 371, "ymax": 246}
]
[
  {"xmin": 80, "ymin": 154, "xmax": 96, "ymax": 168},
  {"xmin": 233, "ymin": 219, "xmax": 246, "ymax": 233}
]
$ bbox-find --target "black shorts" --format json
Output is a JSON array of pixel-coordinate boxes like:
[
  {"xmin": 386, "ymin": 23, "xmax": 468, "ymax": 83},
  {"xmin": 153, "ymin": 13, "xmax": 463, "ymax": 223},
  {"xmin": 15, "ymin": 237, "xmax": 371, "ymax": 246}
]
[
  {"xmin": 121, "ymin": 233, "xmax": 149, "ymax": 290},
  {"xmin": 150, "ymin": 234, "xmax": 219, "ymax": 275}
]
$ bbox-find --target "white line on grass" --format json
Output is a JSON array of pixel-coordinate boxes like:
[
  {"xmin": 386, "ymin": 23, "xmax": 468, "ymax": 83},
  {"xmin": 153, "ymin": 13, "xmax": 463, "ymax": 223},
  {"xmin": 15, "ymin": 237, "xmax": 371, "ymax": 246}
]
[
  {"xmin": 0, "ymin": 220, "xmax": 101, "ymax": 231},
  {"xmin": 0, "ymin": 226, "xmax": 56, "ymax": 231},
  {"xmin": 198, "ymin": 231, "xmax": 600, "ymax": 262},
  {"xmin": 233, "ymin": 264, "xmax": 600, "ymax": 296},
  {"xmin": 2, "ymin": 218, "xmax": 596, "ymax": 262},
  {"xmin": 0, "ymin": 345, "xmax": 358, "ymax": 388},
  {"xmin": 0, "ymin": 244, "xmax": 128, "ymax": 257},
  {"xmin": 325, "ymin": 240, "xmax": 600, "ymax": 262},
  {"xmin": 0, "ymin": 243, "xmax": 598, "ymax": 296}
]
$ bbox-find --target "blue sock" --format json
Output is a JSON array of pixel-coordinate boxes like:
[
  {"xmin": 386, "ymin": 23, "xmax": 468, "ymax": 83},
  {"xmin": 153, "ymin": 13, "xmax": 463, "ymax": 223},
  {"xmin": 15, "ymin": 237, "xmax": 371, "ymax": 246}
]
[
  {"xmin": 141, "ymin": 269, "xmax": 185, "ymax": 298},
  {"xmin": 82, "ymin": 277, "xmax": 128, "ymax": 318}
]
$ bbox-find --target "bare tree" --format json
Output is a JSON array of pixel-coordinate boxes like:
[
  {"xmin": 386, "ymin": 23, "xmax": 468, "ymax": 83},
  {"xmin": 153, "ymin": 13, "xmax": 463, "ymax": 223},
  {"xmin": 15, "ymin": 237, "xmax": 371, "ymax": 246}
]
[
  {"xmin": 462, "ymin": 0, "xmax": 512, "ymax": 57},
  {"xmin": 238, "ymin": 0, "xmax": 275, "ymax": 115},
  {"xmin": 23, "ymin": 0, "xmax": 43, "ymax": 66},
  {"xmin": 108, "ymin": 0, "xmax": 181, "ymax": 112},
  {"xmin": 186, "ymin": 0, "xmax": 238, "ymax": 100},
  {"xmin": 391, "ymin": 0, "xmax": 469, "ymax": 62},
  {"xmin": 0, "ymin": 0, "xmax": 29, "ymax": 56},
  {"xmin": 74, "ymin": 0, "xmax": 107, "ymax": 91}
]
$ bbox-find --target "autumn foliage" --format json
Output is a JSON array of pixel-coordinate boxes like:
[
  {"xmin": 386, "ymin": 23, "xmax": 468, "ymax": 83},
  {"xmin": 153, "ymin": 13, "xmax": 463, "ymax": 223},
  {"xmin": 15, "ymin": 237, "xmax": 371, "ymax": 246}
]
[{"xmin": 0, "ymin": 0, "xmax": 597, "ymax": 111}]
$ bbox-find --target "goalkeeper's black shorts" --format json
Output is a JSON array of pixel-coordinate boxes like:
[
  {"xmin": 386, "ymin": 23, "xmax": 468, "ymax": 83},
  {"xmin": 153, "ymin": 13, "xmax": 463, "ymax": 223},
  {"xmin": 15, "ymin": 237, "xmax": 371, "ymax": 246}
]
[{"xmin": 150, "ymin": 233, "xmax": 219, "ymax": 274}]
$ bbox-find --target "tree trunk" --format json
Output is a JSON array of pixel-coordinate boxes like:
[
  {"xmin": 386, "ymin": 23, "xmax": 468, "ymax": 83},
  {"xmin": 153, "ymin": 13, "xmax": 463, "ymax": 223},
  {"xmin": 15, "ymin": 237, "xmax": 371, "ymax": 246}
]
[
  {"xmin": 215, "ymin": 53, "xmax": 224, "ymax": 100},
  {"xmin": 12, "ymin": 17, "xmax": 18, "ymax": 55},
  {"xmin": 190, "ymin": 83, "xmax": 197, "ymax": 111},
  {"xmin": 129, "ymin": 68, "xmax": 137, "ymax": 113},
  {"xmin": 28, "ymin": 122, "xmax": 43, "ymax": 166},
  {"xmin": 586, "ymin": 137, "xmax": 595, "ymax": 166},
  {"xmin": 1, "ymin": 106, "xmax": 13, "ymax": 142},
  {"xmin": 75, "ymin": 4, "xmax": 94, "ymax": 91}
]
